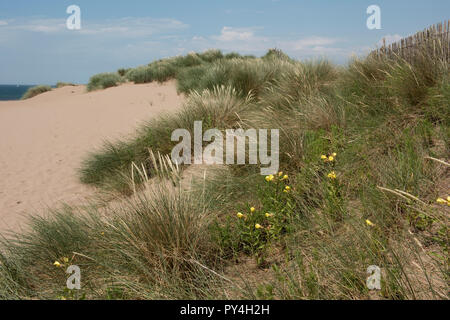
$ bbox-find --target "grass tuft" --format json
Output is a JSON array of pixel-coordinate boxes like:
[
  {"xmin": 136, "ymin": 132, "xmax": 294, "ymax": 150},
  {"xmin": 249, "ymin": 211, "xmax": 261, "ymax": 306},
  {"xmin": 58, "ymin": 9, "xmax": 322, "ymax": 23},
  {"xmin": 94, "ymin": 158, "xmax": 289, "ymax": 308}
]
[
  {"xmin": 21, "ymin": 85, "xmax": 52, "ymax": 99},
  {"xmin": 87, "ymin": 72, "xmax": 123, "ymax": 92}
]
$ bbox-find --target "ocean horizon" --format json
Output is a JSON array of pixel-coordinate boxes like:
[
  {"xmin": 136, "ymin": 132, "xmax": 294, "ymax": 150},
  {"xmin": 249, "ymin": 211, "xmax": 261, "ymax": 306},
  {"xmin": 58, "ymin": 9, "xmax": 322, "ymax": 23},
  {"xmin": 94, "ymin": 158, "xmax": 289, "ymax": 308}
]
[{"xmin": 0, "ymin": 84, "xmax": 39, "ymax": 101}]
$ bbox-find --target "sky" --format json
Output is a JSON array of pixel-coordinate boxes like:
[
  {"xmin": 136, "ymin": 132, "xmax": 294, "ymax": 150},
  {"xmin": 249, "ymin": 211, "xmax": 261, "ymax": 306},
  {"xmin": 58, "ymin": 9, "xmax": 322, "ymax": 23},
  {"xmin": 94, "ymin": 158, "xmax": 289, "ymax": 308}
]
[{"xmin": 0, "ymin": 0, "xmax": 449, "ymax": 84}]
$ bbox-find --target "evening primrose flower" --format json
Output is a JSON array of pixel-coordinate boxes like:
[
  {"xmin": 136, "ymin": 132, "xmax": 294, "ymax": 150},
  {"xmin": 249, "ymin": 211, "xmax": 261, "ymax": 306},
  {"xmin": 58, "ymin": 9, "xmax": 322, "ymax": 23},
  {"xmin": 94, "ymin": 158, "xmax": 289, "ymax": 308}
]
[
  {"xmin": 332, "ymin": 152, "xmax": 337, "ymax": 157},
  {"xmin": 328, "ymin": 156, "xmax": 334, "ymax": 162},
  {"xmin": 250, "ymin": 207, "xmax": 256, "ymax": 213},
  {"xmin": 365, "ymin": 219, "xmax": 375, "ymax": 227},
  {"xmin": 278, "ymin": 171, "xmax": 283, "ymax": 177},
  {"xmin": 436, "ymin": 198, "xmax": 446, "ymax": 204},
  {"xmin": 237, "ymin": 212, "xmax": 244, "ymax": 219},
  {"xmin": 53, "ymin": 261, "xmax": 61, "ymax": 267},
  {"xmin": 265, "ymin": 174, "xmax": 274, "ymax": 182},
  {"xmin": 255, "ymin": 224, "xmax": 262, "ymax": 229},
  {"xmin": 327, "ymin": 171, "xmax": 337, "ymax": 179},
  {"xmin": 265, "ymin": 212, "xmax": 273, "ymax": 218},
  {"xmin": 283, "ymin": 186, "xmax": 291, "ymax": 193},
  {"xmin": 281, "ymin": 174, "xmax": 288, "ymax": 180},
  {"xmin": 62, "ymin": 257, "xmax": 69, "ymax": 264},
  {"xmin": 321, "ymin": 155, "xmax": 328, "ymax": 161}
]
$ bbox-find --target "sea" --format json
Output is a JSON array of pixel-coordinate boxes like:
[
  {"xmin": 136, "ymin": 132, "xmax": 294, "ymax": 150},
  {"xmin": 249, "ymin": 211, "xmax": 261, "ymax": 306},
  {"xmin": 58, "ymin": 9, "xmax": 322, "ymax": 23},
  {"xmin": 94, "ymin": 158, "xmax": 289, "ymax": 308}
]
[{"xmin": 0, "ymin": 85, "xmax": 37, "ymax": 101}]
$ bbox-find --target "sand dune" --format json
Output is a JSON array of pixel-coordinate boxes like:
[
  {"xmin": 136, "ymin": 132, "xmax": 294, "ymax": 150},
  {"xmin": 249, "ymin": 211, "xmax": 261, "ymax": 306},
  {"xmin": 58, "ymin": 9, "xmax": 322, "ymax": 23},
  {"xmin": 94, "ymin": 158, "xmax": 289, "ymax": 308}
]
[{"xmin": 0, "ymin": 81, "xmax": 184, "ymax": 232}]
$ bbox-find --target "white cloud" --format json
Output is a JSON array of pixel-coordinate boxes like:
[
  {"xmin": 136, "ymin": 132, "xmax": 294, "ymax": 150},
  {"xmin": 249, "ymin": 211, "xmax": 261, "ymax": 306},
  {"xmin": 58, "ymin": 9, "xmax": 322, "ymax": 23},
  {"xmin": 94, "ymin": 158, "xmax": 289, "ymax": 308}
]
[
  {"xmin": 0, "ymin": 17, "xmax": 188, "ymax": 36},
  {"xmin": 378, "ymin": 34, "xmax": 403, "ymax": 47},
  {"xmin": 192, "ymin": 36, "xmax": 205, "ymax": 41},
  {"xmin": 214, "ymin": 27, "xmax": 256, "ymax": 42},
  {"xmin": 284, "ymin": 36, "xmax": 339, "ymax": 50},
  {"xmin": 1, "ymin": 18, "xmax": 65, "ymax": 33},
  {"xmin": 79, "ymin": 17, "xmax": 188, "ymax": 36},
  {"xmin": 205, "ymin": 27, "xmax": 344, "ymax": 57},
  {"xmin": 201, "ymin": 26, "xmax": 271, "ymax": 52}
]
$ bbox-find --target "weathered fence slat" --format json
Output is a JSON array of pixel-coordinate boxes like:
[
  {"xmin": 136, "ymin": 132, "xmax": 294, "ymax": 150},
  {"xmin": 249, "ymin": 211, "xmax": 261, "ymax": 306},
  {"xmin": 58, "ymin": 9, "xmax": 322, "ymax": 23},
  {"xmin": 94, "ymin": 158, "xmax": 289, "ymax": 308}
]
[{"xmin": 372, "ymin": 20, "xmax": 450, "ymax": 63}]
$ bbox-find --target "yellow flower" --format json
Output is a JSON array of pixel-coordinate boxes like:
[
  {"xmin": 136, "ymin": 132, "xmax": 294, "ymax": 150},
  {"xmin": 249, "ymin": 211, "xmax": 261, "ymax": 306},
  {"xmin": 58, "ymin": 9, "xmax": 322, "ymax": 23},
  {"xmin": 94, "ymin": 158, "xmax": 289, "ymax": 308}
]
[
  {"xmin": 321, "ymin": 155, "xmax": 327, "ymax": 161},
  {"xmin": 265, "ymin": 174, "xmax": 274, "ymax": 182},
  {"xmin": 283, "ymin": 186, "xmax": 291, "ymax": 193},
  {"xmin": 278, "ymin": 171, "xmax": 283, "ymax": 177},
  {"xmin": 265, "ymin": 212, "xmax": 273, "ymax": 218},
  {"xmin": 53, "ymin": 261, "xmax": 61, "ymax": 267},
  {"xmin": 436, "ymin": 197, "xmax": 446, "ymax": 204},
  {"xmin": 328, "ymin": 156, "xmax": 334, "ymax": 162},
  {"xmin": 237, "ymin": 212, "xmax": 244, "ymax": 219},
  {"xmin": 255, "ymin": 223, "xmax": 262, "ymax": 229},
  {"xmin": 62, "ymin": 257, "xmax": 69, "ymax": 264},
  {"xmin": 282, "ymin": 174, "xmax": 288, "ymax": 180},
  {"xmin": 327, "ymin": 171, "xmax": 337, "ymax": 179},
  {"xmin": 365, "ymin": 219, "xmax": 375, "ymax": 227},
  {"xmin": 100, "ymin": 232, "xmax": 105, "ymax": 236},
  {"xmin": 332, "ymin": 152, "xmax": 337, "ymax": 157},
  {"xmin": 250, "ymin": 207, "xmax": 256, "ymax": 213},
  {"xmin": 447, "ymin": 196, "xmax": 450, "ymax": 202}
]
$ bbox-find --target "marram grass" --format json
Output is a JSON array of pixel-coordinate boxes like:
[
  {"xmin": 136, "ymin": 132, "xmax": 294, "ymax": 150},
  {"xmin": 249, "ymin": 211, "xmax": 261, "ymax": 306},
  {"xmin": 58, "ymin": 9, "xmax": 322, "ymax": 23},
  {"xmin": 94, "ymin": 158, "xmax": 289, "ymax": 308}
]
[
  {"xmin": 1, "ymin": 46, "xmax": 449, "ymax": 300},
  {"xmin": 21, "ymin": 85, "xmax": 52, "ymax": 99}
]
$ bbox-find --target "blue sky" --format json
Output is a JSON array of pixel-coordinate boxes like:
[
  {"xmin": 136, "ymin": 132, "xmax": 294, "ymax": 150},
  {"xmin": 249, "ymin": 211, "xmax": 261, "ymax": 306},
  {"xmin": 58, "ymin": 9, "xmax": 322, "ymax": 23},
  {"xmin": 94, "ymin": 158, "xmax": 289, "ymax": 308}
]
[{"xmin": 0, "ymin": 0, "xmax": 449, "ymax": 84}]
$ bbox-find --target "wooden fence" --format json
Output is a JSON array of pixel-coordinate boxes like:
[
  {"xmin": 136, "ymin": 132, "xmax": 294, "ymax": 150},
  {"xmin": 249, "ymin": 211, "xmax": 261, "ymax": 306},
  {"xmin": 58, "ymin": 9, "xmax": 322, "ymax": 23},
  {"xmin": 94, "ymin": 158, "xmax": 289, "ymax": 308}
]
[{"xmin": 371, "ymin": 20, "xmax": 450, "ymax": 63}]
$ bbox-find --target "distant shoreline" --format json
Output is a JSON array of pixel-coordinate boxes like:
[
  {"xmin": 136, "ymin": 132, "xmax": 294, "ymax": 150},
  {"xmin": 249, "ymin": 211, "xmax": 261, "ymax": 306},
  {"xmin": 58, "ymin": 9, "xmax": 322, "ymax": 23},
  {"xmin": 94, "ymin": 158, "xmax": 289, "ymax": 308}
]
[{"xmin": 0, "ymin": 84, "xmax": 38, "ymax": 101}]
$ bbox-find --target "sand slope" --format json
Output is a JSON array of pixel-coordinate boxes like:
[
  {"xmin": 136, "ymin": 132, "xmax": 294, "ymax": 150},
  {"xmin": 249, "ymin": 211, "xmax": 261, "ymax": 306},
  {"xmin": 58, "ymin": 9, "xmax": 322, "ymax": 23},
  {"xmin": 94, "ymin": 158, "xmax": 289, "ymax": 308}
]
[{"xmin": 0, "ymin": 81, "xmax": 184, "ymax": 231}]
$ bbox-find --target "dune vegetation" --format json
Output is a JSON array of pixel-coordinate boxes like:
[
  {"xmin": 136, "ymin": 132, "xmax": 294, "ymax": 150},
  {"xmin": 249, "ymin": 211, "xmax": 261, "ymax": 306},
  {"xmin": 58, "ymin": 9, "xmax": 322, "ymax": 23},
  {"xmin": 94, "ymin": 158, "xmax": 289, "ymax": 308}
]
[
  {"xmin": 56, "ymin": 82, "xmax": 76, "ymax": 88},
  {"xmin": 87, "ymin": 49, "xmax": 255, "ymax": 93},
  {"xmin": 86, "ymin": 72, "xmax": 124, "ymax": 92},
  {"xmin": 20, "ymin": 82, "xmax": 77, "ymax": 100},
  {"xmin": 1, "ymin": 40, "xmax": 449, "ymax": 300},
  {"xmin": 21, "ymin": 85, "xmax": 53, "ymax": 100}
]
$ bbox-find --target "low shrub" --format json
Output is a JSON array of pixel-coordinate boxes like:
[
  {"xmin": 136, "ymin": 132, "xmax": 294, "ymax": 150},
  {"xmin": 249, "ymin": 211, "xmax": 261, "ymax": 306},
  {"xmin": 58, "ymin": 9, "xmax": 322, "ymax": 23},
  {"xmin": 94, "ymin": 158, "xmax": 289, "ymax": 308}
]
[
  {"xmin": 87, "ymin": 72, "xmax": 123, "ymax": 91},
  {"xmin": 21, "ymin": 85, "xmax": 52, "ymax": 99},
  {"xmin": 56, "ymin": 82, "xmax": 76, "ymax": 88}
]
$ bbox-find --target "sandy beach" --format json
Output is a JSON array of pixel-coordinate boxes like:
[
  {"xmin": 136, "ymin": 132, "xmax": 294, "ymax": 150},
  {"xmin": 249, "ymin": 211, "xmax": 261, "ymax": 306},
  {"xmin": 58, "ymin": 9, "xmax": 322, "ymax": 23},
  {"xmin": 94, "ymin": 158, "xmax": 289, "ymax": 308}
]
[{"xmin": 0, "ymin": 81, "xmax": 184, "ymax": 232}]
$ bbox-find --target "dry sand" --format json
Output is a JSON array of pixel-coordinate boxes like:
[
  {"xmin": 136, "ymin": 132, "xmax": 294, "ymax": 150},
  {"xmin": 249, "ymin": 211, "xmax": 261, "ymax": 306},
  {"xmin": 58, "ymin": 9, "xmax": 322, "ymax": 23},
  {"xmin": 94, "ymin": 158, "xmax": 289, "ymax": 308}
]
[{"xmin": 0, "ymin": 81, "xmax": 184, "ymax": 232}]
